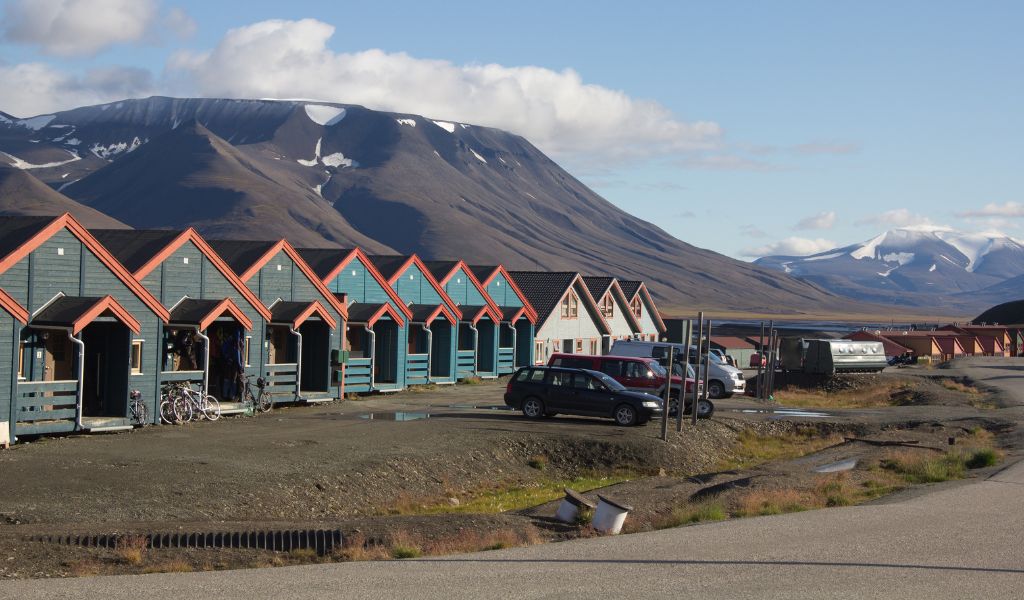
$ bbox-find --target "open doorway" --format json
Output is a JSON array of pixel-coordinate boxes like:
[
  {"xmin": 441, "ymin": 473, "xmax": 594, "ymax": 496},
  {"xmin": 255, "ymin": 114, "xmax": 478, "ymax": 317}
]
[
  {"xmin": 299, "ymin": 320, "xmax": 330, "ymax": 393},
  {"xmin": 477, "ymin": 318, "xmax": 496, "ymax": 373},
  {"xmin": 81, "ymin": 322, "xmax": 130, "ymax": 418},
  {"xmin": 430, "ymin": 320, "xmax": 453, "ymax": 378},
  {"xmin": 373, "ymin": 319, "xmax": 400, "ymax": 385},
  {"xmin": 515, "ymin": 320, "xmax": 532, "ymax": 367},
  {"xmin": 208, "ymin": 323, "xmax": 246, "ymax": 401}
]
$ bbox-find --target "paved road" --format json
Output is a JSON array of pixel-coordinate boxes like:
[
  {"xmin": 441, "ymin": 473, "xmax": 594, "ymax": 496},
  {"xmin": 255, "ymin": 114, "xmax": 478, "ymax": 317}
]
[{"xmin": 4, "ymin": 458, "xmax": 1022, "ymax": 599}]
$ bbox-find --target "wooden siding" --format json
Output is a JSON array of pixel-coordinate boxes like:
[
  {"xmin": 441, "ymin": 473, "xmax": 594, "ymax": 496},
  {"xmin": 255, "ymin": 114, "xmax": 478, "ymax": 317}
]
[
  {"xmin": 1, "ymin": 312, "xmax": 13, "ymax": 426},
  {"xmin": 443, "ymin": 267, "xmax": 487, "ymax": 306},
  {"xmin": 392, "ymin": 263, "xmax": 442, "ymax": 305},
  {"xmin": 486, "ymin": 273, "xmax": 523, "ymax": 308}
]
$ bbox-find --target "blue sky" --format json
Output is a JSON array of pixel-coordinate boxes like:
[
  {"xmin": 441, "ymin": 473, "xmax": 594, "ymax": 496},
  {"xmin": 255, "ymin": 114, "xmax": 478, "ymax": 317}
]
[{"xmin": 1, "ymin": 0, "xmax": 1021, "ymax": 259}]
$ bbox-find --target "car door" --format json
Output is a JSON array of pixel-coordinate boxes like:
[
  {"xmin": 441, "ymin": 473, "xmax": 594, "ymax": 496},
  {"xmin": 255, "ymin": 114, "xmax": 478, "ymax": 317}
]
[
  {"xmin": 598, "ymin": 359, "xmax": 628, "ymax": 389},
  {"xmin": 543, "ymin": 369, "xmax": 575, "ymax": 412},
  {"xmin": 572, "ymin": 372, "xmax": 615, "ymax": 416}
]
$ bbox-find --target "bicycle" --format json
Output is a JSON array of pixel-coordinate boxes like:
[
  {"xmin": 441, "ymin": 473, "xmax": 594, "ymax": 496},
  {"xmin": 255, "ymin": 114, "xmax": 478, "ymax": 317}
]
[
  {"xmin": 160, "ymin": 383, "xmax": 192, "ymax": 424},
  {"xmin": 241, "ymin": 373, "xmax": 272, "ymax": 414},
  {"xmin": 128, "ymin": 390, "xmax": 148, "ymax": 426},
  {"xmin": 177, "ymin": 382, "xmax": 221, "ymax": 421}
]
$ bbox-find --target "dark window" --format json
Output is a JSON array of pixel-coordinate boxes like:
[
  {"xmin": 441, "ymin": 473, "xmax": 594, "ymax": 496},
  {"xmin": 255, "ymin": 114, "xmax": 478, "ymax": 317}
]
[
  {"xmin": 625, "ymin": 361, "xmax": 650, "ymax": 378},
  {"xmin": 599, "ymin": 359, "xmax": 626, "ymax": 378},
  {"xmin": 547, "ymin": 370, "xmax": 572, "ymax": 387},
  {"xmin": 528, "ymin": 369, "xmax": 546, "ymax": 382},
  {"xmin": 552, "ymin": 356, "xmax": 591, "ymax": 369},
  {"xmin": 513, "ymin": 369, "xmax": 532, "ymax": 382},
  {"xmin": 572, "ymin": 372, "xmax": 600, "ymax": 390}
]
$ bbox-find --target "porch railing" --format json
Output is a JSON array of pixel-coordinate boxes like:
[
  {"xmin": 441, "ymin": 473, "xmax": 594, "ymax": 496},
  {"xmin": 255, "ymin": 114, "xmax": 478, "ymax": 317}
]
[
  {"xmin": 406, "ymin": 354, "xmax": 429, "ymax": 385},
  {"xmin": 264, "ymin": 363, "xmax": 298, "ymax": 397},
  {"xmin": 14, "ymin": 380, "xmax": 78, "ymax": 433},
  {"xmin": 456, "ymin": 350, "xmax": 476, "ymax": 379},
  {"xmin": 343, "ymin": 357, "xmax": 373, "ymax": 392},
  {"xmin": 497, "ymin": 347, "xmax": 516, "ymax": 374}
]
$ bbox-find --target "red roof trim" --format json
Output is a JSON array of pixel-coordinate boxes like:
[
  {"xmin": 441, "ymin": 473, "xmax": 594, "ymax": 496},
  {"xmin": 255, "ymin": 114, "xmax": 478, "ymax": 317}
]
[
  {"xmin": 0, "ymin": 288, "xmax": 28, "ymax": 323},
  {"xmin": 318, "ymin": 248, "xmax": 412, "ymax": 320},
  {"xmin": 418, "ymin": 303, "xmax": 459, "ymax": 326},
  {"xmin": 197, "ymin": 298, "xmax": 254, "ymax": 332},
  {"xmin": 367, "ymin": 302, "xmax": 406, "ymax": 328},
  {"xmin": 279, "ymin": 300, "xmax": 338, "ymax": 330},
  {"xmin": 608, "ymin": 280, "xmax": 643, "ymax": 333},
  {"xmin": 481, "ymin": 265, "xmax": 538, "ymax": 323},
  {"xmin": 440, "ymin": 261, "xmax": 503, "ymax": 316},
  {"xmin": 0, "ymin": 214, "xmax": 170, "ymax": 323},
  {"xmin": 469, "ymin": 304, "xmax": 504, "ymax": 325},
  {"xmin": 386, "ymin": 255, "xmax": 463, "ymax": 320},
  {"xmin": 73, "ymin": 296, "xmax": 142, "ymax": 335},
  {"xmin": 132, "ymin": 228, "xmax": 273, "ymax": 322}
]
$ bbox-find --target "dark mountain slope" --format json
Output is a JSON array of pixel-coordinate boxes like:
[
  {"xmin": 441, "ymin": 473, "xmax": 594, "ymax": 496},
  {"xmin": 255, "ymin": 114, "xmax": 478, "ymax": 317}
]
[{"xmin": 0, "ymin": 165, "xmax": 127, "ymax": 229}]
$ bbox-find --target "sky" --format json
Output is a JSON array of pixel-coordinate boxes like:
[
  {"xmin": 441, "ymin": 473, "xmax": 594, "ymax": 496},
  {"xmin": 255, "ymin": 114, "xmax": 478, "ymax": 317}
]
[{"xmin": 1, "ymin": 0, "xmax": 1021, "ymax": 259}]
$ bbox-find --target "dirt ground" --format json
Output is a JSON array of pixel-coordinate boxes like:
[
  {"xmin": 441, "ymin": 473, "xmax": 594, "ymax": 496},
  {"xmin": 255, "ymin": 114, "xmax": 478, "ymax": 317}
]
[{"xmin": 0, "ymin": 369, "xmax": 1016, "ymax": 579}]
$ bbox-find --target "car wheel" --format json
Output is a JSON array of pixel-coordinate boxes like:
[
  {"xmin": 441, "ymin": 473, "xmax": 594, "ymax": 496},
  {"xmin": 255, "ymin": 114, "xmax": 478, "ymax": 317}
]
[
  {"xmin": 696, "ymin": 399, "xmax": 715, "ymax": 419},
  {"xmin": 708, "ymin": 380, "xmax": 726, "ymax": 399},
  {"xmin": 613, "ymin": 404, "xmax": 638, "ymax": 426},
  {"xmin": 522, "ymin": 397, "xmax": 545, "ymax": 419}
]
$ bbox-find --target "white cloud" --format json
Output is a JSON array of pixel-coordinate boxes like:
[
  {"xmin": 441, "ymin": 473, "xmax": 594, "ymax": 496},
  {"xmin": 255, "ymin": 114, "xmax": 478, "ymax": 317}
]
[
  {"xmin": 0, "ymin": 62, "xmax": 155, "ymax": 117},
  {"xmin": 957, "ymin": 202, "xmax": 1024, "ymax": 218},
  {"xmin": 164, "ymin": 6, "xmax": 196, "ymax": 39},
  {"xmin": 794, "ymin": 210, "xmax": 836, "ymax": 230},
  {"xmin": 855, "ymin": 209, "xmax": 935, "ymax": 228},
  {"xmin": 741, "ymin": 237, "xmax": 836, "ymax": 258},
  {"xmin": 166, "ymin": 19, "xmax": 721, "ymax": 161},
  {"xmin": 1, "ymin": 0, "xmax": 160, "ymax": 56}
]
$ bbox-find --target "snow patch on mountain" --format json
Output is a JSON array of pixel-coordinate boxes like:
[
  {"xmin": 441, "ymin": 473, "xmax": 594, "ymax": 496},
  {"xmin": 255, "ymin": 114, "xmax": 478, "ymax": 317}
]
[
  {"xmin": 882, "ymin": 252, "xmax": 914, "ymax": 265},
  {"xmin": 470, "ymin": 149, "xmax": 487, "ymax": 164},
  {"xmin": 91, "ymin": 137, "xmax": 144, "ymax": 159},
  {"xmin": 322, "ymin": 152, "xmax": 356, "ymax": 168},
  {"xmin": 432, "ymin": 120, "xmax": 456, "ymax": 133},
  {"xmin": 297, "ymin": 138, "xmax": 322, "ymax": 166},
  {"xmin": 396, "ymin": 118, "xmax": 416, "ymax": 127},
  {"xmin": 304, "ymin": 105, "xmax": 347, "ymax": 126},
  {"xmin": 17, "ymin": 115, "xmax": 55, "ymax": 130},
  {"xmin": 1, "ymin": 149, "xmax": 81, "ymax": 169}
]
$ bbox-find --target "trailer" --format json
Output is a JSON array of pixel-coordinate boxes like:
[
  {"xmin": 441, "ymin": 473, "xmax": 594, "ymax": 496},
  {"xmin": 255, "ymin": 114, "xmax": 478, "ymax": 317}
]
[{"xmin": 780, "ymin": 338, "xmax": 888, "ymax": 375}]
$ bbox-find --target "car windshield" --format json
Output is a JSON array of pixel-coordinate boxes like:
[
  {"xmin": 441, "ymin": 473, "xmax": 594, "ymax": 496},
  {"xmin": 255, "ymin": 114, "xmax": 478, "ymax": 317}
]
[
  {"xmin": 649, "ymin": 362, "xmax": 667, "ymax": 377},
  {"xmin": 594, "ymin": 372, "xmax": 626, "ymax": 391},
  {"xmin": 672, "ymin": 363, "xmax": 697, "ymax": 378}
]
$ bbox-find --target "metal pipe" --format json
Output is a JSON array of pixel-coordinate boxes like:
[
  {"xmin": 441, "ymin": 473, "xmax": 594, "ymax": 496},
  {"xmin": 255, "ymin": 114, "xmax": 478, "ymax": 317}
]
[
  {"xmin": 757, "ymin": 321, "xmax": 765, "ymax": 399},
  {"xmin": 469, "ymin": 323, "xmax": 479, "ymax": 376},
  {"xmin": 68, "ymin": 330, "xmax": 84, "ymax": 431},
  {"xmin": 364, "ymin": 325, "xmax": 375, "ymax": 391},
  {"xmin": 423, "ymin": 323, "xmax": 433, "ymax": 379},
  {"xmin": 194, "ymin": 328, "xmax": 210, "ymax": 397},
  {"xmin": 677, "ymin": 319, "xmax": 691, "ymax": 432},
  {"xmin": 660, "ymin": 345, "xmax": 675, "ymax": 441},
  {"xmin": 507, "ymin": 322, "xmax": 518, "ymax": 366},
  {"xmin": 695, "ymin": 312, "xmax": 706, "ymax": 426},
  {"xmin": 289, "ymin": 327, "xmax": 302, "ymax": 400}
]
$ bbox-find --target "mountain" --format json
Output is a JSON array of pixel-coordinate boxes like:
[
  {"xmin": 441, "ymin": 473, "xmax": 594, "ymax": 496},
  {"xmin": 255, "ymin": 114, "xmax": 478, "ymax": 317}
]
[
  {"xmin": 755, "ymin": 226, "xmax": 1024, "ymax": 310},
  {"xmin": 0, "ymin": 96, "xmax": 871, "ymax": 314},
  {"xmin": 0, "ymin": 164, "xmax": 127, "ymax": 229}
]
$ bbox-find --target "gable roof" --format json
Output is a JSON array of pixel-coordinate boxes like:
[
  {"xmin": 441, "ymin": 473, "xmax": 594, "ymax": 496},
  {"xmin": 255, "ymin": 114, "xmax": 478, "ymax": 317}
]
[
  {"xmin": 0, "ymin": 216, "xmax": 62, "ymax": 259},
  {"xmin": 422, "ymin": 259, "xmax": 502, "ymax": 317},
  {"xmin": 583, "ymin": 276, "xmax": 642, "ymax": 333},
  {"xmin": 295, "ymin": 247, "xmax": 412, "ymax": 320},
  {"xmin": 210, "ymin": 239, "xmax": 348, "ymax": 320},
  {"xmin": 460, "ymin": 304, "xmax": 505, "ymax": 325},
  {"xmin": 626, "ymin": 281, "xmax": 666, "ymax": 333},
  {"xmin": 507, "ymin": 271, "xmax": 611, "ymax": 334},
  {"xmin": 618, "ymin": 280, "xmax": 642, "ymax": 300},
  {"xmin": 0, "ymin": 287, "xmax": 28, "ymax": 323},
  {"xmin": 370, "ymin": 254, "xmax": 462, "ymax": 320},
  {"xmin": 409, "ymin": 303, "xmax": 459, "ymax": 326},
  {"xmin": 470, "ymin": 264, "xmax": 539, "ymax": 323},
  {"xmin": 582, "ymin": 276, "xmax": 615, "ymax": 300},
  {"xmin": 347, "ymin": 302, "xmax": 406, "ymax": 327},
  {"xmin": 169, "ymin": 297, "xmax": 254, "ymax": 331},
  {"xmin": 268, "ymin": 299, "xmax": 337, "ymax": 329},
  {"xmin": 847, "ymin": 330, "xmax": 912, "ymax": 356},
  {"xmin": 0, "ymin": 213, "xmax": 169, "ymax": 322},
  {"xmin": 33, "ymin": 295, "xmax": 142, "ymax": 335},
  {"xmin": 92, "ymin": 228, "xmax": 273, "ymax": 323}
]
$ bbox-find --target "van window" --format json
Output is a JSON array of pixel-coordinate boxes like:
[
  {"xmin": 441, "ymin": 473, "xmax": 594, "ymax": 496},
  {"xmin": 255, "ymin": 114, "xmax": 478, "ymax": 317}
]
[
  {"xmin": 600, "ymin": 359, "xmax": 626, "ymax": 377},
  {"xmin": 552, "ymin": 356, "xmax": 592, "ymax": 369},
  {"xmin": 625, "ymin": 361, "xmax": 650, "ymax": 378}
]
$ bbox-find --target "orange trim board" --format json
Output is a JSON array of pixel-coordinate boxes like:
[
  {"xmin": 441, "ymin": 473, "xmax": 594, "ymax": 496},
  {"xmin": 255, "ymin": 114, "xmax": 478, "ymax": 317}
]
[
  {"xmin": 0, "ymin": 288, "xmax": 29, "ymax": 323},
  {"xmin": 416, "ymin": 304, "xmax": 458, "ymax": 326},
  {"xmin": 200, "ymin": 298, "xmax": 254, "ymax": 332},
  {"xmin": 469, "ymin": 304, "xmax": 503, "ymax": 326},
  {"xmin": 73, "ymin": 296, "xmax": 142, "ymax": 335},
  {"xmin": 131, "ymin": 229, "xmax": 273, "ymax": 322},
  {"xmin": 385, "ymin": 255, "xmax": 463, "ymax": 321},
  {"xmin": 438, "ymin": 261, "xmax": 503, "ymax": 316},
  {"xmin": 233, "ymin": 240, "xmax": 349, "ymax": 320},
  {"xmin": 476, "ymin": 264, "xmax": 538, "ymax": 324},
  {"xmin": 320, "ymin": 248, "xmax": 412, "ymax": 320},
  {"xmin": 0, "ymin": 214, "xmax": 170, "ymax": 323},
  {"xmin": 275, "ymin": 300, "xmax": 338, "ymax": 330}
]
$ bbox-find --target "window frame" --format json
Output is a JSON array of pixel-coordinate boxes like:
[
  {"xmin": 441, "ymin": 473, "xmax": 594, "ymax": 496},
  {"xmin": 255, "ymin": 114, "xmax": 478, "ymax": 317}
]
[
  {"xmin": 600, "ymin": 294, "xmax": 614, "ymax": 318},
  {"xmin": 17, "ymin": 340, "xmax": 26, "ymax": 379},
  {"xmin": 130, "ymin": 339, "xmax": 144, "ymax": 375}
]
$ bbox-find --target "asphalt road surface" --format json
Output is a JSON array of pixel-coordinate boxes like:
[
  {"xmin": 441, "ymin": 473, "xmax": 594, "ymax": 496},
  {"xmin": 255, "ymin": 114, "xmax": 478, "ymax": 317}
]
[{"xmin": 3, "ymin": 357, "xmax": 1022, "ymax": 599}]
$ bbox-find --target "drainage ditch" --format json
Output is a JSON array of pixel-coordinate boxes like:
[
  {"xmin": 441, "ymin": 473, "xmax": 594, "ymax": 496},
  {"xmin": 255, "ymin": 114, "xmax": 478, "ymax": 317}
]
[{"xmin": 29, "ymin": 528, "xmax": 344, "ymax": 556}]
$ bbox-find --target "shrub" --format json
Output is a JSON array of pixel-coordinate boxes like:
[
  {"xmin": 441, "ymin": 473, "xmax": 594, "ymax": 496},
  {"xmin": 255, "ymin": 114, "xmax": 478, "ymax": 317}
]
[
  {"xmin": 966, "ymin": 448, "xmax": 999, "ymax": 469},
  {"xmin": 527, "ymin": 455, "xmax": 548, "ymax": 471}
]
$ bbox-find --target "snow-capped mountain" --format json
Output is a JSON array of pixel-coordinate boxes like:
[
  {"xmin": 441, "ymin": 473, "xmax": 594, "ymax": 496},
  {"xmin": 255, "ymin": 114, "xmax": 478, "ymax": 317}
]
[
  {"xmin": 0, "ymin": 96, "xmax": 859, "ymax": 314},
  {"xmin": 755, "ymin": 226, "xmax": 1024, "ymax": 307}
]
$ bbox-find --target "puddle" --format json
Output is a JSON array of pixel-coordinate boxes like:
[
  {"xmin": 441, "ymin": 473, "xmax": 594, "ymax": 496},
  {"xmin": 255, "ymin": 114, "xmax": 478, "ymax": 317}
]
[
  {"xmin": 357, "ymin": 412, "xmax": 431, "ymax": 422},
  {"xmin": 734, "ymin": 408, "xmax": 833, "ymax": 419},
  {"xmin": 813, "ymin": 458, "xmax": 858, "ymax": 473},
  {"xmin": 447, "ymin": 403, "xmax": 515, "ymax": 411}
]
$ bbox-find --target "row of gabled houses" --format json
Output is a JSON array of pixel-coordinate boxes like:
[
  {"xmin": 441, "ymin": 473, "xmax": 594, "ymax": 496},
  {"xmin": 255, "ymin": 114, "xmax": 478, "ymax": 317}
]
[
  {"xmin": 849, "ymin": 325, "xmax": 1018, "ymax": 362},
  {"xmin": 0, "ymin": 213, "xmax": 665, "ymax": 444}
]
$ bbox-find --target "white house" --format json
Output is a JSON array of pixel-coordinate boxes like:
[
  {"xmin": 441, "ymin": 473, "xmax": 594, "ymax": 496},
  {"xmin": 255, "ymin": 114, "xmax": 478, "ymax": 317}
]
[
  {"xmin": 618, "ymin": 280, "xmax": 666, "ymax": 341},
  {"xmin": 582, "ymin": 276, "xmax": 641, "ymax": 352}
]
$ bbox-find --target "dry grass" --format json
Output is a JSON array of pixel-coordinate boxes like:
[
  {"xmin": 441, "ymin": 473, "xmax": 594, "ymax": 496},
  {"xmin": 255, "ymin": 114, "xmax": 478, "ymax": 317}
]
[
  {"xmin": 773, "ymin": 381, "xmax": 912, "ymax": 409},
  {"xmin": 66, "ymin": 558, "xmax": 104, "ymax": 577},
  {"xmin": 114, "ymin": 535, "xmax": 148, "ymax": 566},
  {"xmin": 526, "ymin": 454, "xmax": 549, "ymax": 471},
  {"xmin": 718, "ymin": 427, "xmax": 843, "ymax": 471},
  {"xmin": 735, "ymin": 488, "xmax": 812, "ymax": 516},
  {"xmin": 459, "ymin": 377, "xmax": 483, "ymax": 385},
  {"xmin": 939, "ymin": 379, "xmax": 979, "ymax": 394},
  {"xmin": 652, "ymin": 500, "xmax": 729, "ymax": 529},
  {"xmin": 334, "ymin": 532, "xmax": 390, "ymax": 562},
  {"xmin": 141, "ymin": 558, "xmax": 193, "ymax": 574}
]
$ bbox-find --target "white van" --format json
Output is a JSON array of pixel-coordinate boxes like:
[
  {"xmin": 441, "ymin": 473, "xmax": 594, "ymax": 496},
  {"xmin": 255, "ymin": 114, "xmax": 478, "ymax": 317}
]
[{"xmin": 609, "ymin": 340, "xmax": 746, "ymax": 399}]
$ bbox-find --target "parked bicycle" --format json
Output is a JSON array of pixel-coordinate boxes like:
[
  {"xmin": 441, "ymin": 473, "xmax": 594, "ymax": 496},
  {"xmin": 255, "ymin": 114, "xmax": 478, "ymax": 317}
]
[
  {"xmin": 241, "ymin": 373, "xmax": 272, "ymax": 414},
  {"xmin": 128, "ymin": 389, "xmax": 148, "ymax": 426},
  {"xmin": 179, "ymin": 382, "xmax": 221, "ymax": 421},
  {"xmin": 160, "ymin": 383, "xmax": 191, "ymax": 424}
]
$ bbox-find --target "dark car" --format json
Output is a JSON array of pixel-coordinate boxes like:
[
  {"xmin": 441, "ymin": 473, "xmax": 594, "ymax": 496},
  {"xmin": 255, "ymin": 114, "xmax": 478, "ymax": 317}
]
[{"xmin": 504, "ymin": 366, "xmax": 663, "ymax": 426}]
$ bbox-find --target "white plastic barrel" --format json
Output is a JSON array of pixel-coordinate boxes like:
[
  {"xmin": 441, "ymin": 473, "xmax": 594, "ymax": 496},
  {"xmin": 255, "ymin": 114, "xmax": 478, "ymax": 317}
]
[{"xmin": 593, "ymin": 495, "xmax": 632, "ymax": 534}]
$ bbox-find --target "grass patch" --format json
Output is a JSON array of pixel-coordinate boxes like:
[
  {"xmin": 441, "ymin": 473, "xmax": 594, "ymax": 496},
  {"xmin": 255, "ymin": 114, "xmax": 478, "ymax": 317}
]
[
  {"xmin": 527, "ymin": 455, "xmax": 548, "ymax": 471},
  {"xmin": 735, "ymin": 488, "xmax": 810, "ymax": 516},
  {"xmin": 881, "ymin": 449, "xmax": 966, "ymax": 483},
  {"xmin": 773, "ymin": 381, "xmax": 913, "ymax": 409},
  {"xmin": 385, "ymin": 473, "xmax": 632, "ymax": 515},
  {"xmin": 114, "ymin": 535, "xmax": 148, "ymax": 566},
  {"xmin": 718, "ymin": 427, "xmax": 843, "ymax": 471},
  {"xmin": 460, "ymin": 377, "xmax": 483, "ymax": 385},
  {"xmin": 965, "ymin": 448, "xmax": 999, "ymax": 469},
  {"xmin": 655, "ymin": 500, "xmax": 729, "ymax": 529},
  {"xmin": 939, "ymin": 379, "xmax": 980, "ymax": 395}
]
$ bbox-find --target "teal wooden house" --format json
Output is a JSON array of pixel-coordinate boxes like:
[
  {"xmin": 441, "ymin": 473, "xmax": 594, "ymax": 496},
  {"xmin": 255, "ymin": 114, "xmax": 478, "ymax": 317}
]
[
  {"xmin": 207, "ymin": 240, "xmax": 349, "ymax": 402},
  {"xmin": 367, "ymin": 255, "xmax": 462, "ymax": 385},
  {"xmin": 470, "ymin": 265, "xmax": 538, "ymax": 372},
  {"xmin": 297, "ymin": 247, "xmax": 412, "ymax": 393},
  {"xmin": 0, "ymin": 214, "xmax": 170, "ymax": 441},
  {"xmin": 423, "ymin": 260, "xmax": 504, "ymax": 379},
  {"xmin": 90, "ymin": 229, "xmax": 274, "ymax": 409}
]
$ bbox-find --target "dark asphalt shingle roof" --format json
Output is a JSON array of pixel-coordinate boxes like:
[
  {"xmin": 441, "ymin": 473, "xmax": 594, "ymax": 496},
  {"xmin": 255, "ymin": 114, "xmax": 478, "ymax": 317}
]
[
  {"xmin": 408, "ymin": 303, "xmax": 448, "ymax": 323},
  {"xmin": 366, "ymin": 255, "xmax": 411, "ymax": 281},
  {"xmin": 295, "ymin": 248, "xmax": 357, "ymax": 280},
  {"xmin": 500, "ymin": 306, "xmax": 525, "ymax": 321},
  {"xmin": 347, "ymin": 302, "xmax": 392, "ymax": 324},
  {"xmin": 506, "ymin": 271, "xmax": 577, "ymax": 322},
  {"xmin": 618, "ymin": 280, "xmax": 642, "ymax": 300},
  {"xmin": 206, "ymin": 240, "xmax": 278, "ymax": 276},
  {"xmin": 169, "ymin": 298, "xmax": 227, "ymax": 325},
  {"xmin": 468, "ymin": 265, "xmax": 497, "ymax": 283},
  {"xmin": 90, "ymin": 229, "xmax": 183, "ymax": 272},
  {"xmin": 582, "ymin": 276, "xmax": 614, "ymax": 300},
  {"xmin": 31, "ymin": 296, "xmax": 105, "ymax": 327},
  {"xmin": 270, "ymin": 301, "xmax": 316, "ymax": 324},
  {"xmin": 0, "ymin": 215, "xmax": 55, "ymax": 259},
  {"xmin": 422, "ymin": 260, "xmax": 460, "ymax": 282}
]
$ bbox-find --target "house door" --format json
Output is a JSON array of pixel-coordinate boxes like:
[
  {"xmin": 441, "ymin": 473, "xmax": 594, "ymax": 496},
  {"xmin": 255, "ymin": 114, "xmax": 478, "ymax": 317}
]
[
  {"xmin": 81, "ymin": 323, "xmax": 130, "ymax": 418},
  {"xmin": 299, "ymin": 320, "xmax": 330, "ymax": 393},
  {"xmin": 44, "ymin": 333, "xmax": 74, "ymax": 382}
]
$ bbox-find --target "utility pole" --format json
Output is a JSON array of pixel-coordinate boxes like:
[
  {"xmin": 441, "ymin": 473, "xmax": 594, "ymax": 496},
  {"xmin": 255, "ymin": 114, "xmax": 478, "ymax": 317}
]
[{"xmin": 677, "ymin": 319, "xmax": 691, "ymax": 432}]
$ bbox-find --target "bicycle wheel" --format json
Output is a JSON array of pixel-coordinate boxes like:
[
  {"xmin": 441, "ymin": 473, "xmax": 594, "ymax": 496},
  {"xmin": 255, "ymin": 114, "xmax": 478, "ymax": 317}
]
[
  {"xmin": 256, "ymin": 389, "xmax": 273, "ymax": 413},
  {"xmin": 175, "ymin": 394, "xmax": 193, "ymax": 423},
  {"xmin": 203, "ymin": 395, "xmax": 221, "ymax": 421},
  {"xmin": 160, "ymin": 397, "xmax": 177, "ymax": 424},
  {"xmin": 133, "ymin": 402, "xmax": 149, "ymax": 426}
]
